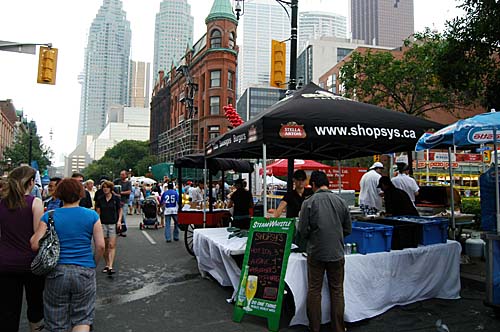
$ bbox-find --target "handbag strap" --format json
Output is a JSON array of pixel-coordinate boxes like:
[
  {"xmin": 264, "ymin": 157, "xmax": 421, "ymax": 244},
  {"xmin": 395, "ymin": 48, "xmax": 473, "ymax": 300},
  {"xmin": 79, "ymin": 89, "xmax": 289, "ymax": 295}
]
[{"xmin": 47, "ymin": 210, "xmax": 55, "ymax": 230}]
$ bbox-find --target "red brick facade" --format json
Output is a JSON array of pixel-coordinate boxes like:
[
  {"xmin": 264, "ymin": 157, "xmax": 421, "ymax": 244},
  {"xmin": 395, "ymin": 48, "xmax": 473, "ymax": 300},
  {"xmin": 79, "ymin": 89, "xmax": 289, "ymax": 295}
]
[{"xmin": 151, "ymin": 12, "xmax": 238, "ymax": 161}]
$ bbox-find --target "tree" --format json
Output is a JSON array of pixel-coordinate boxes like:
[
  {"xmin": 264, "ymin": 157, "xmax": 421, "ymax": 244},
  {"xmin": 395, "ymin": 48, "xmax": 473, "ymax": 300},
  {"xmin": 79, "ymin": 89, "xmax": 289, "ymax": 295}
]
[
  {"xmin": 339, "ymin": 32, "xmax": 471, "ymax": 118},
  {"xmin": 437, "ymin": 0, "xmax": 500, "ymax": 109},
  {"xmin": 4, "ymin": 129, "xmax": 53, "ymax": 172},
  {"xmin": 82, "ymin": 140, "xmax": 157, "ymax": 181}
]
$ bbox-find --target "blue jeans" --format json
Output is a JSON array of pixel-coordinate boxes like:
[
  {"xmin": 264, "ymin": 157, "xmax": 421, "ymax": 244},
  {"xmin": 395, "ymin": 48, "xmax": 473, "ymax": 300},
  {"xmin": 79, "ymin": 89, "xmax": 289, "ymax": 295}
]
[
  {"xmin": 121, "ymin": 204, "xmax": 128, "ymax": 228},
  {"xmin": 165, "ymin": 214, "xmax": 179, "ymax": 241}
]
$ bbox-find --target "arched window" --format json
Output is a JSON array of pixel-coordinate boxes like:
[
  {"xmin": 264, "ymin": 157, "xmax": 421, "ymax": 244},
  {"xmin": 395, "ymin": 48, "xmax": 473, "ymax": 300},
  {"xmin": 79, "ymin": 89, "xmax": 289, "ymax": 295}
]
[
  {"xmin": 229, "ymin": 32, "xmax": 235, "ymax": 49},
  {"xmin": 210, "ymin": 29, "xmax": 222, "ymax": 48}
]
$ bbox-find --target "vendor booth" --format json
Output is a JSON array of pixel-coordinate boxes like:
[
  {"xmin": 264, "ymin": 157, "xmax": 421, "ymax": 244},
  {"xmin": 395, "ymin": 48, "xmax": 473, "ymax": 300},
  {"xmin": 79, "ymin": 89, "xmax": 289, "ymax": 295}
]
[
  {"xmin": 174, "ymin": 154, "xmax": 254, "ymax": 255},
  {"xmin": 196, "ymin": 83, "xmax": 449, "ymax": 327}
]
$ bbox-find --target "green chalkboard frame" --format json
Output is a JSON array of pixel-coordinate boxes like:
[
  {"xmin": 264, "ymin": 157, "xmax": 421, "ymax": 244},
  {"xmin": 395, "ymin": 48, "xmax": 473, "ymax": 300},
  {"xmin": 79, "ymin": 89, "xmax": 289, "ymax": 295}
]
[{"xmin": 232, "ymin": 217, "xmax": 295, "ymax": 331}]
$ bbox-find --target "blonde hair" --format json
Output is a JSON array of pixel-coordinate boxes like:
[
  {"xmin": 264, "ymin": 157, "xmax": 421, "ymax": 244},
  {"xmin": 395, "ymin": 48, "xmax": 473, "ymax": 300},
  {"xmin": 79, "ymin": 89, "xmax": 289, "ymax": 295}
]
[{"xmin": 0, "ymin": 166, "xmax": 36, "ymax": 210}]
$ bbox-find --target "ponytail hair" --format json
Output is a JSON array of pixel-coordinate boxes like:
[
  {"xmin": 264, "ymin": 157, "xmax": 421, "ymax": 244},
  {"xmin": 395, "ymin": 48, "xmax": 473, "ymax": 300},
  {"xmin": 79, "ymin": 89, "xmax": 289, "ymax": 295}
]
[{"xmin": 0, "ymin": 166, "xmax": 36, "ymax": 210}]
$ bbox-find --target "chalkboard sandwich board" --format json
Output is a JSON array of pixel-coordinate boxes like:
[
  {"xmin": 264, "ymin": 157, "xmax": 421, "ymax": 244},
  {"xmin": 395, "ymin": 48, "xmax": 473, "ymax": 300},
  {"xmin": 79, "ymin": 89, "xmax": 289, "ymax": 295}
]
[{"xmin": 233, "ymin": 217, "xmax": 295, "ymax": 331}]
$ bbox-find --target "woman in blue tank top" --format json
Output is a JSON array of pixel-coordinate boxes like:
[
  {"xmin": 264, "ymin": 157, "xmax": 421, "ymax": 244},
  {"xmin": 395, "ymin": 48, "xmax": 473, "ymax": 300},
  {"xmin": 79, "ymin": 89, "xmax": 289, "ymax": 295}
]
[{"xmin": 31, "ymin": 178, "xmax": 105, "ymax": 332}]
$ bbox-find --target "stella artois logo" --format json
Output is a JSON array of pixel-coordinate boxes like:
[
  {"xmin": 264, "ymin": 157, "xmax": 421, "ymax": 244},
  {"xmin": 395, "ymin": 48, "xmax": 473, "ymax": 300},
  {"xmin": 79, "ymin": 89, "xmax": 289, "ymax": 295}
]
[
  {"xmin": 279, "ymin": 122, "xmax": 307, "ymax": 139},
  {"xmin": 248, "ymin": 125, "xmax": 257, "ymax": 143}
]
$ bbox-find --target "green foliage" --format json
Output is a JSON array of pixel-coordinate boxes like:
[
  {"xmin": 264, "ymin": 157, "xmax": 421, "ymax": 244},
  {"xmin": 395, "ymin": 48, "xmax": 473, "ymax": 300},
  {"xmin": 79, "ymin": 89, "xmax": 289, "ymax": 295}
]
[
  {"xmin": 461, "ymin": 197, "xmax": 481, "ymax": 229},
  {"xmin": 339, "ymin": 30, "xmax": 472, "ymax": 117},
  {"xmin": 82, "ymin": 140, "xmax": 156, "ymax": 181},
  {"xmin": 4, "ymin": 129, "xmax": 53, "ymax": 172},
  {"xmin": 437, "ymin": 0, "xmax": 500, "ymax": 109}
]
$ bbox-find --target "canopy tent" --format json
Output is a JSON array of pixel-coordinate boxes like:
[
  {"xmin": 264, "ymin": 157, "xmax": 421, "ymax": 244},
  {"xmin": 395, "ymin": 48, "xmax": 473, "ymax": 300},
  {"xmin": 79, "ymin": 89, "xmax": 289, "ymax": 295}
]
[
  {"xmin": 266, "ymin": 159, "xmax": 332, "ymax": 176},
  {"xmin": 266, "ymin": 175, "xmax": 287, "ymax": 187},
  {"xmin": 174, "ymin": 154, "xmax": 254, "ymax": 173},
  {"xmin": 206, "ymin": 83, "xmax": 442, "ymax": 213},
  {"xmin": 416, "ymin": 110, "xmax": 500, "ymax": 233},
  {"xmin": 130, "ymin": 176, "xmax": 157, "ymax": 185},
  {"xmin": 206, "ymin": 83, "xmax": 442, "ymax": 160}
]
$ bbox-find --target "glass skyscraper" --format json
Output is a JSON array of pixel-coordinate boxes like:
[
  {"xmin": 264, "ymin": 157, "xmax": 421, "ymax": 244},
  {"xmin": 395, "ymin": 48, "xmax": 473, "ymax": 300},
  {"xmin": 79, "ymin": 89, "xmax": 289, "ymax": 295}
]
[
  {"xmin": 153, "ymin": 0, "xmax": 194, "ymax": 81},
  {"xmin": 237, "ymin": 0, "xmax": 289, "ymax": 98},
  {"xmin": 77, "ymin": 0, "xmax": 131, "ymax": 144},
  {"xmin": 298, "ymin": 11, "xmax": 347, "ymax": 52},
  {"xmin": 350, "ymin": 0, "xmax": 414, "ymax": 48}
]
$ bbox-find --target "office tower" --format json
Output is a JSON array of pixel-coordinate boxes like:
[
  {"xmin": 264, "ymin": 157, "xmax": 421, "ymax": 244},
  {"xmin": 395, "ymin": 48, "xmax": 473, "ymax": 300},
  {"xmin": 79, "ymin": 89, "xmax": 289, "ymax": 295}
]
[
  {"xmin": 299, "ymin": 11, "xmax": 347, "ymax": 52},
  {"xmin": 77, "ymin": 0, "xmax": 131, "ymax": 144},
  {"xmin": 129, "ymin": 61, "xmax": 151, "ymax": 108},
  {"xmin": 237, "ymin": 0, "xmax": 289, "ymax": 97},
  {"xmin": 350, "ymin": 0, "xmax": 414, "ymax": 48},
  {"xmin": 153, "ymin": 0, "xmax": 194, "ymax": 81}
]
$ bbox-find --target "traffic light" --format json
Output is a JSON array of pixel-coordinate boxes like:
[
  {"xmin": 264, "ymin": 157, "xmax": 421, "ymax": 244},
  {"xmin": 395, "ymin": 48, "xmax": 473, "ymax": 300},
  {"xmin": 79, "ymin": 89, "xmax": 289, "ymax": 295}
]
[
  {"xmin": 373, "ymin": 155, "xmax": 381, "ymax": 162},
  {"xmin": 37, "ymin": 46, "xmax": 58, "ymax": 85},
  {"xmin": 270, "ymin": 40, "xmax": 286, "ymax": 88},
  {"xmin": 483, "ymin": 150, "xmax": 491, "ymax": 163}
]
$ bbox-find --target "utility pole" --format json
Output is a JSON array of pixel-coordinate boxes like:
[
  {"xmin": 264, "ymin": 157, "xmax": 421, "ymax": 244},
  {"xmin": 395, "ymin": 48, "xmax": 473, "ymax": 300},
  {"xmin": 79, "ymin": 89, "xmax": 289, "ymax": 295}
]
[{"xmin": 288, "ymin": 0, "xmax": 298, "ymax": 91}]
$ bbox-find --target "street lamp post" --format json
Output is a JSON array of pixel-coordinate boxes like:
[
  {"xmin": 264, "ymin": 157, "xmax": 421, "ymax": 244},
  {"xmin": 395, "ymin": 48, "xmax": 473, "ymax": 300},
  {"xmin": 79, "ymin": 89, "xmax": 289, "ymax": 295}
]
[
  {"xmin": 234, "ymin": 0, "xmax": 299, "ymax": 92},
  {"xmin": 28, "ymin": 121, "xmax": 35, "ymax": 166}
]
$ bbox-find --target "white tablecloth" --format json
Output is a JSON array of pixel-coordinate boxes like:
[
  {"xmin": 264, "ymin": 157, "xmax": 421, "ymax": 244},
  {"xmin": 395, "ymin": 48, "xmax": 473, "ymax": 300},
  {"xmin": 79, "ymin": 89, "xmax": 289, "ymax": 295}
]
[{"xmin": 193, "ymin": 228, "xmax": 461, "ymax": 325}]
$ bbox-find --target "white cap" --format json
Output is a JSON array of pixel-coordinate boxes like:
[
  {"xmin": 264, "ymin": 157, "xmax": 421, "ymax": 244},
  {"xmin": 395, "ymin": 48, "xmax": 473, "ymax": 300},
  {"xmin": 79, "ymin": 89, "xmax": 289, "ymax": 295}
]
[{"xmin": 369, "ymin": 162, "xmax": 384, "ymax": 170}]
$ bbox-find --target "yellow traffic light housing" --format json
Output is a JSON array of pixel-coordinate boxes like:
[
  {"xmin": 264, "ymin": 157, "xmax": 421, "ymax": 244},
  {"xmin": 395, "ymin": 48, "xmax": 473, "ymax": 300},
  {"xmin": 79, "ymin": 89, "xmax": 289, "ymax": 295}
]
[
  {"xmin": 373, "ymin": 154, "xmax": 381, "ymax": 162},
  {"xmin": 270, "ymin": 40, "xmax": 286, "ymax": 88},
  {"xmin": 37, "ymin": 46, "xmax": 58, "ymax": 85},
  {"xmin": 483, "ymin": 150, "xmax": 491, "ymax": 163}
]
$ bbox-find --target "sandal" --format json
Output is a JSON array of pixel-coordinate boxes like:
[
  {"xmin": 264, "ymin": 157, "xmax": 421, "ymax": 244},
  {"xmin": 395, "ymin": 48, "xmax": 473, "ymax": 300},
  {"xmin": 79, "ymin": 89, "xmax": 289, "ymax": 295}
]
[
  {"xmin": 107, "ymin": 268, "xmax": 116, "ymax": 275},
  {"xmin": 102, "ymin": 267, "xmax": 109, "ymax": 273}
]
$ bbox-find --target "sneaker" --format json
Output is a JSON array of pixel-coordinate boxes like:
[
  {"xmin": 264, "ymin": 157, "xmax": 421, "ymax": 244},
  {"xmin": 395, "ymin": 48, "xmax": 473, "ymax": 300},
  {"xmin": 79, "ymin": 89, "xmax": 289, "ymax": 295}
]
[
  {"xmin": 174, "ymin": 238, "xmax": 179, "ymax": 241},
  {"xmin": 119, "ymin": 233, "xmax": 127, "ymax": 237}
]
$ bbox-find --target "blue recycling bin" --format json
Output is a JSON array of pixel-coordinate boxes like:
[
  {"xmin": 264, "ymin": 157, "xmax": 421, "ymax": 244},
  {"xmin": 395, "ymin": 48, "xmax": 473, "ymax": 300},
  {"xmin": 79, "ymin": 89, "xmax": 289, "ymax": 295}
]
[{"xmin": 485, "ymin": 233, "xmax": 500, "ymax": 314}]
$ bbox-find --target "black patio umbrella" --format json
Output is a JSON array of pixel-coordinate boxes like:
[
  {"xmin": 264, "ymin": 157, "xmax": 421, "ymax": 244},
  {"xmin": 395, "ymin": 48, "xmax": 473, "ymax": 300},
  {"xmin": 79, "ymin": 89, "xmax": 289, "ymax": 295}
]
[{"xmin": 206, "ymin": 83, "xmax": 443, "ymax": 160}]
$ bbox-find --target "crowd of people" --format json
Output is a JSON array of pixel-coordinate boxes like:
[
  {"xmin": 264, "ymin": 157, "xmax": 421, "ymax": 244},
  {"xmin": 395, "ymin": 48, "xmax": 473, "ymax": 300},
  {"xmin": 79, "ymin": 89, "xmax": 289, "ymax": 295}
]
[{"xmin": 0, "ymin": 160, "xmax": 424, "ymax": 332}]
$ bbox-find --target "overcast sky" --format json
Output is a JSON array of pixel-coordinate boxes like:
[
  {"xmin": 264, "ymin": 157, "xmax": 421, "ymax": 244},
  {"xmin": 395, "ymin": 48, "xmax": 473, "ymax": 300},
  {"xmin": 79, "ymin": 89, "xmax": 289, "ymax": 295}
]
[{"xmin": 0, "ymin": 0, "xmax": 463, "ymax": 166}]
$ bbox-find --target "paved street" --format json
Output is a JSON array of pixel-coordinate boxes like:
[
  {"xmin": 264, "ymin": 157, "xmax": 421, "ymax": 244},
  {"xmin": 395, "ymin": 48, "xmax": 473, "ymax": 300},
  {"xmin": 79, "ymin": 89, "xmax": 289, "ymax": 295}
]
[{"xmin": 18, "ymin": 213, "xmax": 500, "ymax": 331}]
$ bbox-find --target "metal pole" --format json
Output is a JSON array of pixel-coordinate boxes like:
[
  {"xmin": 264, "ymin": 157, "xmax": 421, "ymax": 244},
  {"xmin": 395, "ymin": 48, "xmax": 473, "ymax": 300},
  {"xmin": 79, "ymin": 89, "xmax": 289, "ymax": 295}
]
[
  {"xmin": 426, "ymin": 150, "xmax": 430, "ymax": 184},
  {"xmin": 263, "ymin": 144, "xmax": 267, "ymax": 216},
  {"xmin": 337, "ymin": 160, "xmax": 342, "ymax": 194},
  {"xmin": 493, "ymin": 128, "xmax": 500, "ymax": 234},
  {"xmin": 287, "ymin": 158, "xmax": 294, "ymax": 198},
  {"xmin": 448, "ymin": 147, "xmax": 456, "ymax": 238},
  {"xmin": 203, "ymin": 157, "xmax": 207, "ymax": 227},
  {"xmin": 288, "ymin": 0, "xmax": 298, "ymax": 91},
  {"xmin": 28, "ymin": 126, "xmax": 33, "ymax": 165}
]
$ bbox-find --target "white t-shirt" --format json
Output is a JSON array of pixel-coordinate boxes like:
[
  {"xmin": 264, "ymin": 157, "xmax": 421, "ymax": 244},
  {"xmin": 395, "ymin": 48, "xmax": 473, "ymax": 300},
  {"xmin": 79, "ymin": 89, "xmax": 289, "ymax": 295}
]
[
  {"xmin": 392, "ymin": 173, "xmax": 420, "ymax": 203},
  {"xmin": 189, "ymin": 187, "xmax": 204, "ymax": 202},
  {"xmin": 359, "ymin": 170, "xmax": 382, "ymax": 210}
]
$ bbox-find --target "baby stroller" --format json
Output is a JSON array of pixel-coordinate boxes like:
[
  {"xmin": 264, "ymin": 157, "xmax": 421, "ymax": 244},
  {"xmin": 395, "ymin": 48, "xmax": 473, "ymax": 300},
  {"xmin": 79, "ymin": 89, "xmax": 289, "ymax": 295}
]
[{"xmin": 140, "ymin": 196, "xmax": 159, "ymax": 230}]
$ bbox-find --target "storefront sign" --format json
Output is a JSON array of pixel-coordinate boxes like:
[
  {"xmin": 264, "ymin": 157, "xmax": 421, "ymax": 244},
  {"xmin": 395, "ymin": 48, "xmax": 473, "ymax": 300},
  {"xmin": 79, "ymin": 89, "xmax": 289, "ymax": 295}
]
[{"xmin": 233, "ymin": 217, "xmax": 295, "ymax": 331}]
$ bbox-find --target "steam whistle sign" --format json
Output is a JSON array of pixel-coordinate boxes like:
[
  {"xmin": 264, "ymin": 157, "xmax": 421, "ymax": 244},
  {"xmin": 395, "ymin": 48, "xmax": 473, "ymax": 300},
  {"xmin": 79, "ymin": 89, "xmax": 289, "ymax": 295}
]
[
  {"xmin": 279, "ymin": 122, "xmax": 306, "ymax": 139},
  {"xmin": 233, "ymin": 217, "xmax": 295, "ymax": 332}
]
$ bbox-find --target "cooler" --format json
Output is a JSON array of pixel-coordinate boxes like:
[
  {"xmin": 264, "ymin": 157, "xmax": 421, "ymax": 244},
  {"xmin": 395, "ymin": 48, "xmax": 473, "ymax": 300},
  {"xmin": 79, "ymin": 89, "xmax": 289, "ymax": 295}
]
[
  {"xmin": 344, "ymin": 221, "xmax": 393, "ymax": 254},
  {"xmin": 368, "ymin": 218, "xmax": 420, "ymax": 250},
  {"xmin": 385, "ymin": 216, "xmax": 448, "ymax": 245}
]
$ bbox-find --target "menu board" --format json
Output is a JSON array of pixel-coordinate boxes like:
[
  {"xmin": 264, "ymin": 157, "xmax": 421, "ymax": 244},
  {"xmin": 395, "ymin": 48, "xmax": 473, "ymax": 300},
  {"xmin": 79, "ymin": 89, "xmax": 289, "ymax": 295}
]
[
  {"xmin": 233, "ymin": 217, "xmax": 295, "ymax": 332},
  {"xmin": 247, "ymin": 231, "xmax": 287, "ymax": 301}
]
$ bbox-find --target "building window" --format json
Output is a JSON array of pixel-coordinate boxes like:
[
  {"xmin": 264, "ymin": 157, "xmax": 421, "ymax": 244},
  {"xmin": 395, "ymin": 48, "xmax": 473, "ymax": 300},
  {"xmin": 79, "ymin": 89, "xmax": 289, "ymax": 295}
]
[
  {"xmin": 210, "ymin": 96, "xmax": 220, "ymax": 115},
  {"xmin": 227, "ymin": 71, "xmax": 234, "ymax": 90},
  {"xmin": 210, "ymin": 70, "xmax": 221, "ymax": 87},
  {"xmin": 209, "ymin": 131, "xmax": 219, "ymax": 139},
  {"xmin": 229, "ymin": 32, "xmax": 235, "ymax": 49},
  {"xmin": 228, "ymin": 97, "xmax": 233, "ymax": 106},
  {"xmin": 210, "ymin": 29, "xmax": 222, "ymax": 48}
]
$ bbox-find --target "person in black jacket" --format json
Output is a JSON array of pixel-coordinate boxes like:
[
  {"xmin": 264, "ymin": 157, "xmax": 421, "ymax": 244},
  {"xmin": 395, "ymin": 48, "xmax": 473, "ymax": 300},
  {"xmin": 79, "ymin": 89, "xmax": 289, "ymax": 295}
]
[
  {"xmin": 72, "ymin": 172, "xmax": 93, "ymax": 208},
  {"xmin": 378, "ymin": 176, "xmax": 419, "ymax": 216}
]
